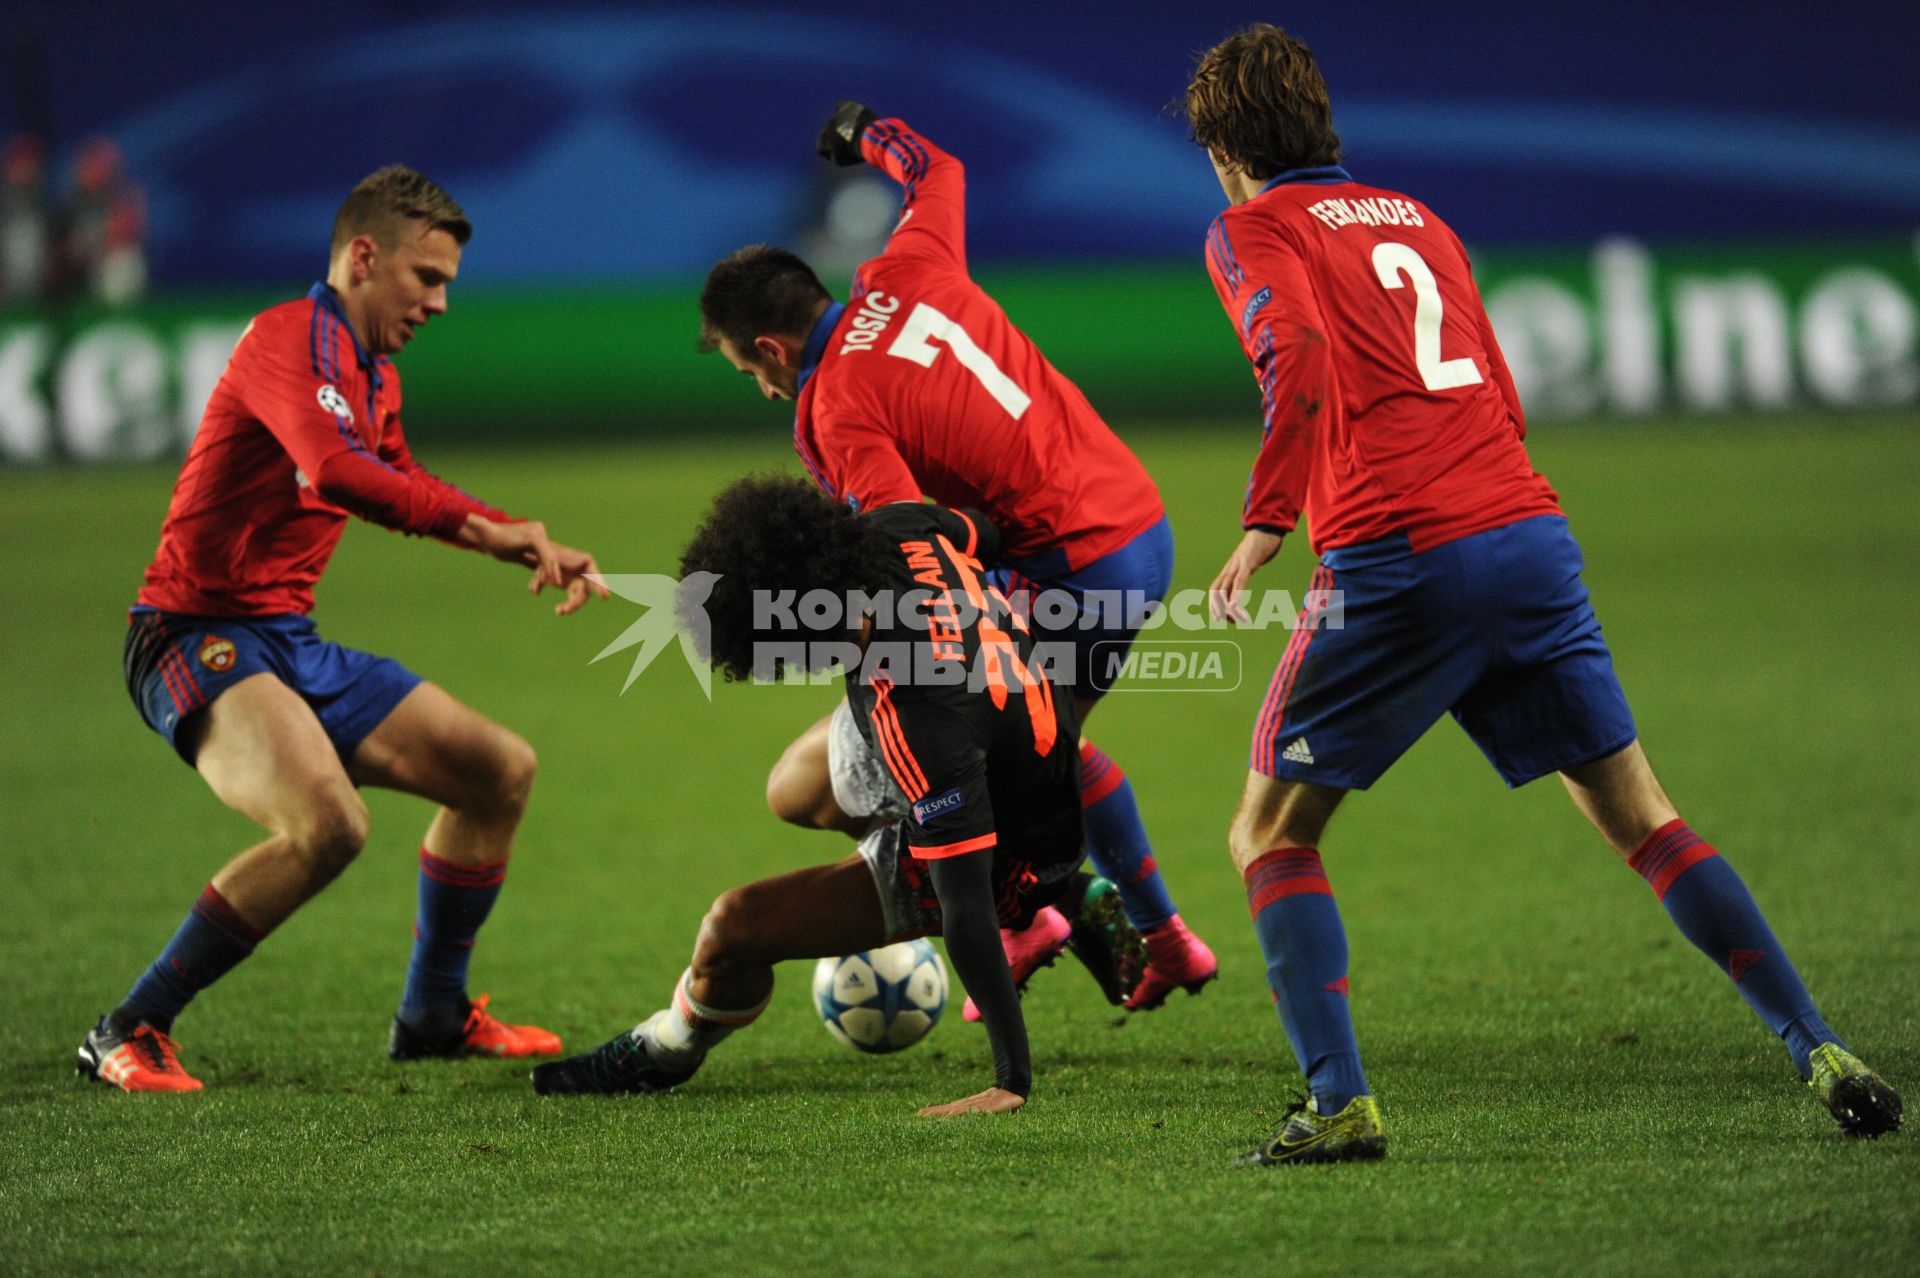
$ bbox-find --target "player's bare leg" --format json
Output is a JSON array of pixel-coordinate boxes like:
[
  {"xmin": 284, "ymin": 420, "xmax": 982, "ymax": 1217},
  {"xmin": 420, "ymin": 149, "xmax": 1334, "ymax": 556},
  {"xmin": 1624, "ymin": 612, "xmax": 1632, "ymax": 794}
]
[
  {"xmin": 1561, "ymin": 740, "xmax": 1900, "ymax": 1136},
  {"xmin": 80, "ymin": 674, "xmax": 370, "ymax": 1091},
  {"xmin": 764, "ymin": 710, "xmax": 867, "ymax": 835},
  {"xmin": 193, "ymin": 674, "xmax": 373, "ymax": 928},
  {"xmin": 341, "ymin": 681, "xmax": 556, "ymax": 1059},
  {"xmin": 688, "ymin": 856, "xmax": 893, "ymax": 1008},
  {"xmin": 532, "ymin": 856, "xmax": 892, "ymax": 1096},
  {"xmin": 1557, "ymin": 739, "xmax": 1677, "ymax": 855},
  {"xmin": 1227, "ymin": 769, "xmax": 1344, "ymax": 873},
  {"xmin": 1231, "ymin": 771, "xmax": 1386, "ymax": 1164},
  {"xmin": 349, "ymin": 681, "xmax": 538, "ymax": 864}
]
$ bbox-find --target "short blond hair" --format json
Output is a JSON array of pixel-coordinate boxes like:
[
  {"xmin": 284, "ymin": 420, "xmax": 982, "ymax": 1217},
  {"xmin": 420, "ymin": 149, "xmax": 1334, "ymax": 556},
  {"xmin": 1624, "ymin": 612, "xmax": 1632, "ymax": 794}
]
[{"xmin": 330, "ymin": 165, "xmax": 470, "ymax": 253}]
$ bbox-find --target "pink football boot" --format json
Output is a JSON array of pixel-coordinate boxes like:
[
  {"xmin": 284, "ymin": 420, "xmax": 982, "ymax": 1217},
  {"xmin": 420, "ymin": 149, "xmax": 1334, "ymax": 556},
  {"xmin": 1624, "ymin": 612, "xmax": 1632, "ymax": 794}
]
[
  {"xmin": 960, "ymin": 905, "xmax": 1073, "ymax": 1023},
  {"xmin": 1124, "ymin": 914, "xmax": 1219, "ymax": 1011}
]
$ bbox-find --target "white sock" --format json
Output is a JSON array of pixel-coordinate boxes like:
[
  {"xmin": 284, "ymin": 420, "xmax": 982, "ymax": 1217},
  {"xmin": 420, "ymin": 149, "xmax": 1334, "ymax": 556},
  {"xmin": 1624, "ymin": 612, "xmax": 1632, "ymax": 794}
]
[{"xmin": 640, "ymin": 969, "xmax": 769, "ymax": 1069}]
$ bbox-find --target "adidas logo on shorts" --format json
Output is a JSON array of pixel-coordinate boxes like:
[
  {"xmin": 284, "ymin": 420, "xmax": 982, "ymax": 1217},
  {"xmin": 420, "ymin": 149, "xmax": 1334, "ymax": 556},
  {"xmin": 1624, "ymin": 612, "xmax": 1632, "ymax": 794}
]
[{"xmin": 1282, "ymin": 737, "xmax": 1315, "ymax": 765}]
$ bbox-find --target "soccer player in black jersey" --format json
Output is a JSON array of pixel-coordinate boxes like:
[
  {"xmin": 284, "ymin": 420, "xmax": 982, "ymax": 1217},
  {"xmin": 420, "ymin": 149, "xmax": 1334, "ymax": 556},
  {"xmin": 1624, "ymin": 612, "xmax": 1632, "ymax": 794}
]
[{"xmin": 533, "ymin": 476, "xmax": 1084, "ymax": 1115}]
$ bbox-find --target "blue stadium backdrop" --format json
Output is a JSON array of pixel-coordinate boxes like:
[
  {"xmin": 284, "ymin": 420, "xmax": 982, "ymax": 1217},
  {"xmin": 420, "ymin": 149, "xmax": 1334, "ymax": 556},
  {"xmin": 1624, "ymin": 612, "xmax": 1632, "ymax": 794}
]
[{"xmin": 1, "ymin": 0, "xmax": 1915, "ymax": 459}]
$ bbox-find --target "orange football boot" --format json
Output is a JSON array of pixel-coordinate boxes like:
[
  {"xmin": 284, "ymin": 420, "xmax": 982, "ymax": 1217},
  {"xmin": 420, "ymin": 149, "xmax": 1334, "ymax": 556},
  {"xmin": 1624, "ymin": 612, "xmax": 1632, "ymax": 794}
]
[
  {"xmin": 77, "ymin": 1015, "xmax": 205, "ymax": 1093},
  {"xmin": 390, "ymin": 993, "xmax": 562, "ymax": 1059}
]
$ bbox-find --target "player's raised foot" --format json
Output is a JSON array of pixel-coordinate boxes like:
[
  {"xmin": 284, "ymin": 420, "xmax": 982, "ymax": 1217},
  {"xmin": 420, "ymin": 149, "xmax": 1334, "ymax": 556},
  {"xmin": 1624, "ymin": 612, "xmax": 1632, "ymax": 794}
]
[
  {"xmin": 531, "ymin": 1015, "xmax": 696, "ymax": 1096},
  {"xmin": 389, "ymin": 992, "xmax": 562, "ymax": 1061},
  {"xmin": 1125, "ymin": 914, "xmax": 1220, "ymax": 1011},
  {"xmin": 1063, "ymin": 876, "xmax": 1147, "ymax": 1006},
  {"xmin": 76, "ymin": 1011, "xmax": 204, "ymax": 1093},
  {"xmin": 1806, "ymin": 1044, "xmax": 1902, "ymax": 1138},
  {"xmin": 962, "ymin": 905, "xmax": 1073, "ymax": 1023},
  {"xmin": 1239, "ymin": 1094, "xmax": 1387, "ymax": 1167}
]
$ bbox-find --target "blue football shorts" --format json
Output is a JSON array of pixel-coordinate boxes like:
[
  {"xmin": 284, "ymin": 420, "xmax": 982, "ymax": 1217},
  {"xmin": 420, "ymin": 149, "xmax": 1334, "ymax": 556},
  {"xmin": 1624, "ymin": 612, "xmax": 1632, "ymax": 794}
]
[
  {"xmin": 124, "ymin": 607, "xmax": 422, "ymax": 766},
  {"xmin": 1251, "ymin": 515, "xmax": 1637, "ymax": 790},
  {"xmin": 991, "ymin": 515, "xmax": 1174, "ymax": 700}
]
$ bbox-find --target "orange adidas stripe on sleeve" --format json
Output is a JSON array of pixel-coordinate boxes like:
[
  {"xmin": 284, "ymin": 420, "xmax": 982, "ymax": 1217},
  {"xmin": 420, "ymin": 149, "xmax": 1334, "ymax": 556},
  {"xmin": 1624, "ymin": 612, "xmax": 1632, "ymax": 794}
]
[{"xmin": 908, "ymin": 832, "xmax": 998, "ymax": 860}]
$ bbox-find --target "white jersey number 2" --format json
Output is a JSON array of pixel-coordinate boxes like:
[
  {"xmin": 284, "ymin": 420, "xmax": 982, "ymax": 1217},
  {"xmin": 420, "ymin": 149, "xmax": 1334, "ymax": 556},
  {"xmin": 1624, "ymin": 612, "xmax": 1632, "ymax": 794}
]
[
  {"xmin": 1370, "ymin": 242, "xmax": 1484, "ymax": 392},
  {"xmin": 887, "ymin": 303, "xmax": 1032, "ymax": 419}
]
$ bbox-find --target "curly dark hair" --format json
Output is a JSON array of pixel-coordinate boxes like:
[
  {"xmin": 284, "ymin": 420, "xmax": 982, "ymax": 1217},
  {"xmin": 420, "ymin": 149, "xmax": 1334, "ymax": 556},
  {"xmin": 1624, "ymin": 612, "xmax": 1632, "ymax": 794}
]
[
  {"xmin": 1186, "ymin": 23, "xmax": 1341, "ymax": 181},
  {"xmin": 698, "ymin": 245, "xmax": 832, "ymax": 354},
  {"xmin": 679, "ymin": 474, "xmax": 899, "ymax": 683}
]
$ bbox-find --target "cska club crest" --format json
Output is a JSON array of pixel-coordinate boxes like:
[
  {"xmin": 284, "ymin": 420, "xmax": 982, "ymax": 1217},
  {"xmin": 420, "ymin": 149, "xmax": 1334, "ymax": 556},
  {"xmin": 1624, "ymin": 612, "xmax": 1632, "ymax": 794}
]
[{"xmin": 199, "ymin": 636, "xmax": 237, "ymax": 673}]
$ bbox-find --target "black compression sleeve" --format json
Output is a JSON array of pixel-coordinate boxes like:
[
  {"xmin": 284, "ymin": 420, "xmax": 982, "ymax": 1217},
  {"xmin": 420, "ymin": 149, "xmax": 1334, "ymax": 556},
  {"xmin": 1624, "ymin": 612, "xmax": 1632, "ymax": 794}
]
[
  {"xmin": 927, "ymin": 852, "xmax": 1031, "ymax": 1097},
  {"xmin": 954, "ymin": 506, "xmax": 1003, "ymax": 565}
]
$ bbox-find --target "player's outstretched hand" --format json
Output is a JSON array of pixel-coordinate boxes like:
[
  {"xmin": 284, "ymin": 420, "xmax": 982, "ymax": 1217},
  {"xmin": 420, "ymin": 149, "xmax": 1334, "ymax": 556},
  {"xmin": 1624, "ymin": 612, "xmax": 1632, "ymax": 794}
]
[
  {"xmin": 817, "ymin": 100, "xmax": 877, "ymax": 166},
  {"xmin": 916, "ymin": 1087, "xmax": 1026, "ymax": 1118},
  {"xmin": 459, "ymin": 515, "xmax": 609, "ymax": 616},
  {"xmin": 1209, "ymin": 528, "xmax": 1283, "ymax": 624},
  {"xmin": 463, "ymin": 514, "xmax": 562, "ymax": 583},
  {"xmin": 535, "ymin": 541, "xmax": 610, "ymax": 616}
]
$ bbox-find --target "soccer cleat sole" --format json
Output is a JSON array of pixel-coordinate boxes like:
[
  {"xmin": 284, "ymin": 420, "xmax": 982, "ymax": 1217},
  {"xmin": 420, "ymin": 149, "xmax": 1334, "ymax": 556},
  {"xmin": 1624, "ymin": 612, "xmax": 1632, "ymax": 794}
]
[
  {"xmin": 389, "ymin": 1019, "xmax": 466, "ymax": 1061},
  {"xmin": 529, "ymin": 1025, "xmax": 693, "ymax": 1096},
  {"xmin": 388, "ymin": 1003, "xmax": 563, "ymax": 1061},
  {"xmin": 1007, "ymin": 947, "xmax": 1068, "ymax": 994},
  {"xmin": 1066, "ymin": 888, "xmax": 1148, "ymax": 1006},
  {"xmin": 1127, "ymin": 968, "xmax": 1220, "ymax": 1013},
  {"xmin": 1238, "ymin": 1134, "xmax": 1388, "ymax": 1167},
  {"xmin": 1826, "ymin": 1074, "xmax": 1903, "ymax": 1138},
  {"xmin": 529, "ymin": 1058, "xmax": 689, "ymax": 1097},
  {"xmin": 962, "ymin": 950, "xmax": 1066, "ymax": 1023}
]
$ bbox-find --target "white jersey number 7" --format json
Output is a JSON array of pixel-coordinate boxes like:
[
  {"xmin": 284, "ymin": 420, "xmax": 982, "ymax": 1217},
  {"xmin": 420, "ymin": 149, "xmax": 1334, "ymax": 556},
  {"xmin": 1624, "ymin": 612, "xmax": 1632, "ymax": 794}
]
[
  {"xmin": 1371, "ymin": 242, "xmax": 1484, "ymax": 392},
  {"xmin": 887, "ymin": 303, "xmax": 1032, "ymax": 419}
]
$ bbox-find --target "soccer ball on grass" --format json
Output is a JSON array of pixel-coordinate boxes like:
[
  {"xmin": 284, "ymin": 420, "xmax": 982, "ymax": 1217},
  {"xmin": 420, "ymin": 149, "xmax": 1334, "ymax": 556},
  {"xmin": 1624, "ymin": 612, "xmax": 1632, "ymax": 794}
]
[{"xmin": 812, "ymin": 939, "xmax": 947, "ymax": 1053}]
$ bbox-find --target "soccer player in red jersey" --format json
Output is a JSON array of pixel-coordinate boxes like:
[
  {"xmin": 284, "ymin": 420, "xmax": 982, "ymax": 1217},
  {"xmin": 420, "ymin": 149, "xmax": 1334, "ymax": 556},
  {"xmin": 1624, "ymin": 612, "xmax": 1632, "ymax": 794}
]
[
  {"xmin": 696, "ymin": 103, "xmax": 1217, "ymax": 1016},
  {"xmin": 78, "ymin": 167, "xmax": 606, "ymax": 1093},
  {"xmin": 1186, "ymin": 26, "xmax": 1899, "ymax": 1162}
]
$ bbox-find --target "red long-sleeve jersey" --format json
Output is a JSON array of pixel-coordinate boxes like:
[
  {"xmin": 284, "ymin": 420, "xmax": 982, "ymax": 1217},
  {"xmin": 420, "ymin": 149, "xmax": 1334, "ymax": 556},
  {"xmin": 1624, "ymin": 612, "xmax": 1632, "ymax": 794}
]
[
  {"xmin": 1205, "ymin": 168, "xmax": 1560, "ymax": 555},
  {"xmin": 792, "ymin": 119, "xmax": 1164, "ymax": 573},
  {"xmin": 138, "ymin": 284, "xmax": 505, "ymax": 616}
]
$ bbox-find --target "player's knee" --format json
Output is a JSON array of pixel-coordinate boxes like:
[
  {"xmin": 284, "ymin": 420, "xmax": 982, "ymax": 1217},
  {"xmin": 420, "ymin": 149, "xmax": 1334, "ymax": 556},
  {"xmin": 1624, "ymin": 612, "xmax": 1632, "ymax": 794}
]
[
  {"xmin": 1228, "ymin": 803, "xmax": 1326, "ymax": 870},
  {"xmin": 454, "ymin": 727, "xmax": 536, "ymax": 823},
  {"xmin": 288, "ymin": 788, "xmax": 371, "ymax": 875},
  {"xmin": 695, "ymin": 885, "xmax": 770, "ymax": 974},
  {"xmin": 764, "ymin": 763, "xmax": 806, "ymax": 825},
  {"xmin": 765, "ymin": 761, "xmax": 834, "ymax": 830},
  {"xmin": 490, "ymin": 732, "xmax": 538, "ymax": 815},
  {"xmin": 1227, "ymin": 807, "xmax": 1272, "ymax": 862},
  {"xmin": 1226, "ymin": 814, "xmax": 1266, "ymax": 871}
]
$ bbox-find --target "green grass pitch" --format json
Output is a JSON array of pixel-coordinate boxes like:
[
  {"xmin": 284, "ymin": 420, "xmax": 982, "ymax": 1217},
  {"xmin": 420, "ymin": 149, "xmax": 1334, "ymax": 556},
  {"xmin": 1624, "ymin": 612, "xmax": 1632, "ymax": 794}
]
[{"xmin": 1, "ymin": 414, "xmax": 1915, "ymax": 1275}]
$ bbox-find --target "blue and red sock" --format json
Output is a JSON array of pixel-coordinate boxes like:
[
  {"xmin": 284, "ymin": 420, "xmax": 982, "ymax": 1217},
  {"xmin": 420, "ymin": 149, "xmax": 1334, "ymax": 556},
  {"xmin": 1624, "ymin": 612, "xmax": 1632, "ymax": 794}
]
[
  {"xmin": 120, "ymin": 884, "xmax": 268, "ymax": 1031},
  {"xmin": 1629, "ymin": 819, "xmax": 1838, "ymax": 1077},
  {"xmin": 1244, "ymin": 846, "xmax": 1369, "ymax": 1112},
  {"xmin": 1078, "ymin": 740, "xmax": 1176, "ymax": 932},
  {"xmin": 400, "ymin": 847, "xmax": 506, "ymax": 1016}
]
